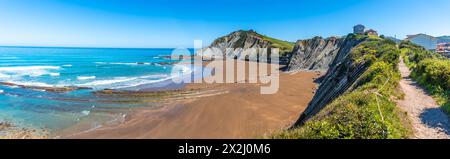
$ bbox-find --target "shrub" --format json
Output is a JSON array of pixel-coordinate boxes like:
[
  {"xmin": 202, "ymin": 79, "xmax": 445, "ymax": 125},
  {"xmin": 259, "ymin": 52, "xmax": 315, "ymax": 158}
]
[{"xmin": 400, "ymin": 41, "xmax": 450, "ymax": 114}]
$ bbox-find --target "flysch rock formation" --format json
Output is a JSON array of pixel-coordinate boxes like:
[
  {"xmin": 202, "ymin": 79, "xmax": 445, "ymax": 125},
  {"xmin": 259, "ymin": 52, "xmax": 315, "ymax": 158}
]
[
  {"xmin": 197, "ymin": 30, "xmax": 288, "ymax": 63},
  {"xmin": 286, "ymin": 35, "xmax": 364, "ymax": 72},
  {"xmin": 292, "ymin": 34, "xmax": 368, "ymax": 126}
]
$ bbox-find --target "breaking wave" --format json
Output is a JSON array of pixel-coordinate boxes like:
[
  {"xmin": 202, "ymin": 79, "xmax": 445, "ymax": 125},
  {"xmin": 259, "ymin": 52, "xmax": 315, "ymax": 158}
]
[
  {"xmin": 0, "ymin": 66, "xmax": 60, "ymax": 78},
  {"xmin": 77, "ymin": 76, "xmax": 96, "ymax": 80}
]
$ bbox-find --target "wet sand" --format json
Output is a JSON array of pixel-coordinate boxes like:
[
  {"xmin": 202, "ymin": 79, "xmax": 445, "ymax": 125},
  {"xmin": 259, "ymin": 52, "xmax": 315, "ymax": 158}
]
[{"xmin": 66, "ymin": 60, "xmax": 321, "ymax": 139}]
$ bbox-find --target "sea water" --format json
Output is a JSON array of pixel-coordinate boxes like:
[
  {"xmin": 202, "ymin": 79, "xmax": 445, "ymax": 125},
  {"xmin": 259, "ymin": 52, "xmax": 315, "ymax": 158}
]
[{"xmin": 0, "ymin": 46, "xmax": 197, "ymax": 132}]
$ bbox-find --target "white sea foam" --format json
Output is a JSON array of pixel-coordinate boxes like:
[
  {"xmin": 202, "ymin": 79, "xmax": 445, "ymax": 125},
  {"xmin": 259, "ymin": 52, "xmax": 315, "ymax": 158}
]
[
  {"xmin": 170, "ymin": 64, "xmax": 195, "ymax": 83},
  {"xmin": 173, "ymin": 64, "xmax": 193, "ymax": 75},
  {"xmin": 109, "ymin": 62, "xmax": 139, "ymax": 65},
  {"xmin": 0, "ymin": 66, "xmax": 60, "ymax": 71},
  {"xmin": 0, "ymin": 63, "xmax": 194, "ymax": 90},
  {"xmin": 77, "ymin": 76, "xmax": 96, "ymax": 80},
  {"xmin": 0, "ymin": 57, "xmax": 18, "ymax": 60},
  {"xmin": 0, "ymin": 66, "xmax": 60, "ymax": 78},
  {"xmin": 77, "ymin": 73, "xmax": 173, "ymax": 89},
  {"xmin": 50, "ymin": 73, "xmax": 60, "ymax": 77},
  {"xmin": 6, "ymin": 81, "xmax": 54, "ymax": 87},
  {"xmin": 81, "ymin": 110, "xmax": 90, "ymax": 116},
  {"xmin": 62, "ymin": 64, "xmax": 72, "ymax": 67},
  {"xmin": 0, "ymin": 73, "xmax": 9, "ymax": 79},
  {"xmin": 114, "ymin": 66, "xmax": 193, "ymax": 89},
  {"xmin": 139, "ymin": 74, "xmax": 170, "ymax": 79},
  {"xmin": 0, "ymin": 90, "xmax": 4, "ymax": 94},
  {"xmin": 95, "ymin": 62, "xmax": 151, "ymax": 66}
]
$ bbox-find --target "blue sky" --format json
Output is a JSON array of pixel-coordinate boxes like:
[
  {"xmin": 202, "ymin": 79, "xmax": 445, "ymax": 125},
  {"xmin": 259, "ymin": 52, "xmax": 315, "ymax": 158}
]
[{"xmin": 1, "ymin": 0, "xmax": 449, "ymax": 48}]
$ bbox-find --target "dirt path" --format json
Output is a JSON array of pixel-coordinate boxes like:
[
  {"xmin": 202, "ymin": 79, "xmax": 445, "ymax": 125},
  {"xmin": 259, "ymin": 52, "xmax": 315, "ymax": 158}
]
[{"xmin": 397, "ymin": 59, "xmax": 450, "ymax": 139}]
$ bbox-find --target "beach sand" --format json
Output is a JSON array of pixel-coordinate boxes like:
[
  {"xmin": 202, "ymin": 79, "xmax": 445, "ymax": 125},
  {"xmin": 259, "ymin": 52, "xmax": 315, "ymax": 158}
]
[{"xmin": 65, "ymin": 60, "xmax": 321, "ymax": 139}]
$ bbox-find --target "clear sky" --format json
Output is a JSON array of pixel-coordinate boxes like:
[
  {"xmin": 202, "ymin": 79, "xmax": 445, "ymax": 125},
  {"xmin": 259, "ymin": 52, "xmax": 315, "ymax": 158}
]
[{"xmin": 1, "ymin": 0, "xmax": 449, "ymax": 48}]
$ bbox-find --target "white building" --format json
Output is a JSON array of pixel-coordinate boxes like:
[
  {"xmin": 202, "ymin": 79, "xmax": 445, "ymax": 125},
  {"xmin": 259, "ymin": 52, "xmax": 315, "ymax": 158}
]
[{"xmin": 406, "ymin": 34, "xmax": 439, "ymax": 50}]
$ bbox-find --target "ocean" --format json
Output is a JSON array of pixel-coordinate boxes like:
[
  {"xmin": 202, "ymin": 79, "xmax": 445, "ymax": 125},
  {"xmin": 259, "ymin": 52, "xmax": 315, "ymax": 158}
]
[{"xmin": 0, "ymin": 46, "xmax": 197, "ymax": 134}]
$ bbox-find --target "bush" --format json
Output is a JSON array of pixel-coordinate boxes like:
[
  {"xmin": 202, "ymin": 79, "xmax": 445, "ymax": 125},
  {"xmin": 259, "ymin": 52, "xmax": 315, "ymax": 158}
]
[
  {"xmin": 414, "ymin": 58, "xmax": 450, "ymax": 90},
  {"xmin": 400, "ymin": 41, "xmax": 450, "ymax": 114}
]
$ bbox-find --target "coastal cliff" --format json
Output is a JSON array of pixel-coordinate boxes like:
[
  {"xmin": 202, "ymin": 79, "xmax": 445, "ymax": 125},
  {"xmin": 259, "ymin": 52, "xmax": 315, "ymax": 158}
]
[
  {"xmin": 293, "ymin": 34, "xmax": 367, "ymax": 122},
  {"xmin": 198, "ymin": 31, "xmax": 409, "ymax": 139},
  {"xmin": 286, "ymin": 35, "xmax": 365, "ymax": 72},
  {"xmin": 274, "ymin": 35, "xmax": 409, "ymax": 139},
  {"xmin": 197, "ymin": 30, "xmax": 294, "ymax": 63}
]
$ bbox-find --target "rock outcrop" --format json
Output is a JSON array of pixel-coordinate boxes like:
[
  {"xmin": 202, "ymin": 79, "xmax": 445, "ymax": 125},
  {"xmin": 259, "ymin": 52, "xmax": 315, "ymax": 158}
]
[
  {"xmin": 286, "ymin": 35, "xmax": 364, "ymax": 72},
  {"xmin": 197, "ymin": 30, "xmax": 293, "ymax": 63},
  {"xmin": 291, "ymin": 34, "xmax": 368, "ymax": 126}
]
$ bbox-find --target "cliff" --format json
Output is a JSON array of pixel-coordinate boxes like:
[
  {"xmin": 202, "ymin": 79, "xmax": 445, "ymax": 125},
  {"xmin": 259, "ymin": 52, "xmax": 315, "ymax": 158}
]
[
  {"xmin": 292, "ymin": 34, "xmax": 367, "ymax": 123},
  {"xmin": 286, "ymin": 35, "xmax": 364, "ymax": 72},
  {"xmin": 197, "ymin": 30, "xmax": 294, "ymax": 63},
  {"xmin": 274, "ymin": 36, "xmax": 409, "ymax": 139}
]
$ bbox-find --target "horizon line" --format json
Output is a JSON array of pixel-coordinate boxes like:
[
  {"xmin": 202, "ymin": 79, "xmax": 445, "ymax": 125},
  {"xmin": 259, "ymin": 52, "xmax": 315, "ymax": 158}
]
[{"xmin": 0, "ymin": 45, "xmax": 196, "ymax": 50}]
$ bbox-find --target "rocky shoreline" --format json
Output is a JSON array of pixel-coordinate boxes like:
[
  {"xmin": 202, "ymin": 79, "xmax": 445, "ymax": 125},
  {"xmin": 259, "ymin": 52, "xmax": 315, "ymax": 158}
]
[{"xmin": 0, "ymin": 121, "xmax": 49, "ymax": 139}]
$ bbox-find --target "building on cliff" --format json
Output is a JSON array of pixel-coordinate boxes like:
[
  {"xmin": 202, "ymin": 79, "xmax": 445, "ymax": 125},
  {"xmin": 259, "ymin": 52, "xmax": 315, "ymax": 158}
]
[
  {"xmin": 353, "ymin": 24, "xmax": 378, "ymax": 36},
  {"xmin": 353, "ymin": 24, "xmax": 365, "ymax": 34},
  {"xmin": 365, "ymin": 29, "xmax": 378, "ymax": 36}
]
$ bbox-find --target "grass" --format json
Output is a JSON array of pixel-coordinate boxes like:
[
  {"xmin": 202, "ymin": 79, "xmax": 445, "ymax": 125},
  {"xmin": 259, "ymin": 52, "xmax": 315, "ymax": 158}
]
[
  {"xmin": 260, "ymin": 34, "xmax": 295, "ymax": 55},
  {"xmin": 272, "ymin": 37, "xmax": 410, "ymax": 139},
  {"xmin": 368, "ymin": 34, "xmax": 382, "ymax": 40}
]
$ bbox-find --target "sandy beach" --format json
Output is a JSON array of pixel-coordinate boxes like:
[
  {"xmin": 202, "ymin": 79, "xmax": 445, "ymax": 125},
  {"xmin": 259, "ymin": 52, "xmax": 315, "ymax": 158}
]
[{"xmin": 64, "ymin": 60, "xmax": 321, "ymax": 139}]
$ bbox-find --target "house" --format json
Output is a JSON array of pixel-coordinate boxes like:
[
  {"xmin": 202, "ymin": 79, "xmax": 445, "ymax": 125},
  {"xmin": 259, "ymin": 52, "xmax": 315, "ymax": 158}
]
[
  {"xmin": 353, "ymin": 24, "xmax": 378, "ymax": 37},
  {"xmin": 436, "ymin": 42, "xmax": 450, "ymax": 57},
  {"xmin": 406, "ymin": 34, "xmax": 439, "ymax": 50},
  {"xmin": 353, "ymin": 24, "xmax": 365, "ymax": 34},
  {"xmin": 365, "ymin": 29, "xmax": 378, "ymax": 36}
]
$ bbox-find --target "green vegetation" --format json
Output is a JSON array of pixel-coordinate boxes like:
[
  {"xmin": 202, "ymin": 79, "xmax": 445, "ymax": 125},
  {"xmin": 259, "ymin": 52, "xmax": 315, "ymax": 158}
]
[
  {"xmin": 272, "ymin": 38, "xmax": 410, "ymax": 139},
  {"xmin": 399, "ymin": 41, "xmax": 450, "ymax": 114},
  {"xmin": 349, "ymin": 33, "xmax": 369, "ymax": 40},
  {"xmin": 260, "ymin": 34, "xmax": 295, "ymax": 55}
]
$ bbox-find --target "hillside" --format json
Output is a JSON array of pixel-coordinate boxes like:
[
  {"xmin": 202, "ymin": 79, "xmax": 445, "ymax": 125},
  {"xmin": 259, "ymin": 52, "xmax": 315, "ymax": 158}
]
[
  {"xmin": 273, "ymin": 35, "xmax": 410, "ymax": 139},
  {"xmin": 438, "ymin": 36, "xmax": 450, "ymax": 43},
  {"xmin": 197, "ymin": 30, "xmax": 294, "ymax": 61},
  {"xmin": 385, "ymin": 36, "xmax": 401, "ymax": 43},
  {"xmin": 438, "ymin": 36, "xmax": 450, "ymax": 39},
  {"xmin": 260, "ymin": 34, "xmax": 295, "ymax": 54}
]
